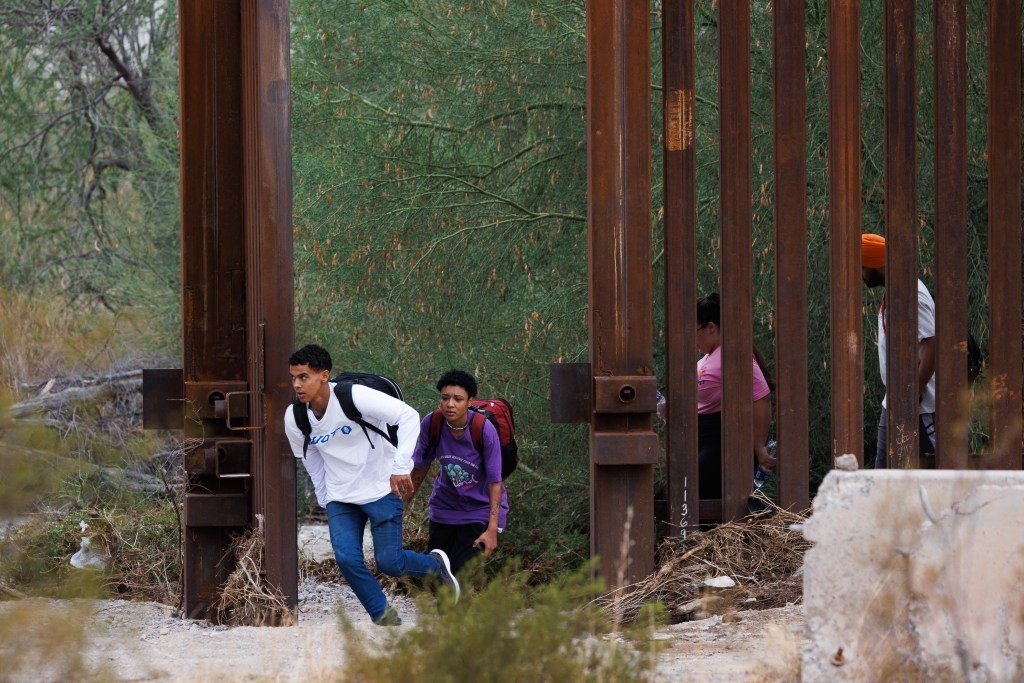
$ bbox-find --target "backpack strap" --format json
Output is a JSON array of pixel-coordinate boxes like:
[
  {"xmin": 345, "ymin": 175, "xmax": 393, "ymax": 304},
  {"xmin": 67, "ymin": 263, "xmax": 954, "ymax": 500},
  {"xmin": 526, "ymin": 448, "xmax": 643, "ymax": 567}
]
[
  {"xmin": 336, "ymin": 382, "xmax": 399, "ymax": 449},
  {"xmin": 427, "ymin": 409, "xmax": 444, "ymax": 456},
  {"xmin": 292, "ymin": 401, "xmax": 313, "ymax": 458},
  {"xmin": 468, "ymin": 410, "xmax": 487, "ymax": 455}
]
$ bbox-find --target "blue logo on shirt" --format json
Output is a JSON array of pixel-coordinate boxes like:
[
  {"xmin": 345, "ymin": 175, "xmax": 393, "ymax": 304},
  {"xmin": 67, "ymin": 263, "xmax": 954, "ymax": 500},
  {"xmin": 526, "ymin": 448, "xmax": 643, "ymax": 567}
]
[{"xmin": 310, "ymin": 426, "xmax": 352, "ymax": 446}]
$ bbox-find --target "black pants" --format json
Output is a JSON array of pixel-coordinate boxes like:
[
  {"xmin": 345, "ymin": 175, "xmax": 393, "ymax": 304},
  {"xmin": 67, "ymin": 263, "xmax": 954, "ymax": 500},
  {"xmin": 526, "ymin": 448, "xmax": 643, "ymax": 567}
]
[
  {"xmin": 428, "ymin": 520, "xmax": 486, "ymax": 575},
  {"xmin": 697, "ymin": 411, "xmax": 724, "ymax": 499},
  {"xmin": 697, "ymin": 411, "xmax": 765, "ymax": 499}
]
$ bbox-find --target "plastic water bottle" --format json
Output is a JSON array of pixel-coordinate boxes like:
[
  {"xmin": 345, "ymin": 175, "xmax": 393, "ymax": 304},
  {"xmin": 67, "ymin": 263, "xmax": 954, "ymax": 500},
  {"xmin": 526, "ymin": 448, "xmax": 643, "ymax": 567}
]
[
  {"xmin": 753, "ymin": 465, "xmax": 773, "ymax": 490},
  {"xmin": 70, "ymin": 521, "xmax": 106, "ymax": 570},
  {"xmin": 754, "ymin": 439, "xmax": 777, "ymax": 490}
]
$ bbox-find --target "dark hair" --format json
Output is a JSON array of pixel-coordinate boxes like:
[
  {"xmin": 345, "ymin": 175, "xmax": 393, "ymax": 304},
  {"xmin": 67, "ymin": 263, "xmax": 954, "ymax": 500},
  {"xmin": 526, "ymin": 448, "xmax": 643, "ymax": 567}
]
[
  {"xmin": 289, "ymin": 344, "xmax": 332, "ymax": 373},
  {"xmin": 696, "ymin": 292, "xmax": 775, "ymax": 392},
  {"xmin": 696, "ymin": 292, "xmax": 721, "ymax": 328},
  {"xmin": 436, "ymin": 369, "xmax": 477, "ymax": 398}
]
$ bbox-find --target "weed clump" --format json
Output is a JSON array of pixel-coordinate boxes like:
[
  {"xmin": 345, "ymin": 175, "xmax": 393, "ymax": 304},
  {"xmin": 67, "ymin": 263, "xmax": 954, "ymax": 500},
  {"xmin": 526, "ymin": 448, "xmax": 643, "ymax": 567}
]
[
  {"xmin": 212, "ymin": 521, "xmax": 295, "ymax": 626},
  {"xmin": 1, "ymin": 502, "xmax": 180, "ymax": 603},
  {"xmin": 601, "ymin": 505, "xmax": 810, "ymax": 623},
  {"xmin": 339, "ymin": 561, "xmax": 664, "ymax": 683}
]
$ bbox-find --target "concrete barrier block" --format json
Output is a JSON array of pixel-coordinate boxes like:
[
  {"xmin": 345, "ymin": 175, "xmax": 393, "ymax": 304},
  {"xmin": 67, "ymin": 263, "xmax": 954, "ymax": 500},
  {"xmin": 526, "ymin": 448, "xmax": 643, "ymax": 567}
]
[{"xmin": 802, "ymin": 469, "xmax": 1024, "ymax": 682}]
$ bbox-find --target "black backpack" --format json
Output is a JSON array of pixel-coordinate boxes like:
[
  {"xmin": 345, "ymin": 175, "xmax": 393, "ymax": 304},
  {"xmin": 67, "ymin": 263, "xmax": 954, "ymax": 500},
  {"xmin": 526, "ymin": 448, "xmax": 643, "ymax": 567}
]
[
  {"xmin": 292, "ymin": 372, "xmax": 405, "ymax": 457},
  {"xmin": 967, "ymin": 332, "xmax": 983, "ymax": 384}
]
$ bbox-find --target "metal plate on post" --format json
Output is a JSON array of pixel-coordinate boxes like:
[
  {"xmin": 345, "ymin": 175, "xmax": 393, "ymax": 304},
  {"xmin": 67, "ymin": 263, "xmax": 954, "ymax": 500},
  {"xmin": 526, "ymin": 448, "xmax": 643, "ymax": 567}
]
[
  {"xmin": 592, "ymin": 375, "xmax": 657, "ymax": 413},
  {"xmin": 184, "ymin": 492, "xmax": 251, "ymax": 528},
  {"xmin": 142, "ymin": 368, "xmax": 184, "ymax": 430},
  {"xmin": 550, "ymin": 363, "xmax": 591, "ymax": 423},
  {"xmin": 592, "ymin": 431, "xmax": 660, "ymax": 465}
]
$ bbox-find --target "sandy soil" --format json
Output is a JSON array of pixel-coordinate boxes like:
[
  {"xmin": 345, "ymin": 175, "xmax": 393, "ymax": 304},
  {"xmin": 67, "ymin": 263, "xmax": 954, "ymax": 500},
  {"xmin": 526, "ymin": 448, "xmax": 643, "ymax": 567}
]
[{"xmin": 0, "ymin": 525, "xmax": 805, "ymax": 682}]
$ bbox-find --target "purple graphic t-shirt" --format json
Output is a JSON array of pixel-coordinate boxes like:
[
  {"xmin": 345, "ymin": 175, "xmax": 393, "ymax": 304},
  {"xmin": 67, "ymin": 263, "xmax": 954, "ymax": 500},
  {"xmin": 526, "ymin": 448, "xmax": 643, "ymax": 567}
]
[{"xmin": 411, "ymin": 413, "xmax": 509, "ymax": 527}]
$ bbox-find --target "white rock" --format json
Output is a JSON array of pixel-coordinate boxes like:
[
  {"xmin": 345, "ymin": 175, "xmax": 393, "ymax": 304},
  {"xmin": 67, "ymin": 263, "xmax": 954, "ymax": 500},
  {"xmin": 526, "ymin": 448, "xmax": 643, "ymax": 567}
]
[
  {"xmin": 834, "ymin": 453, "xmax": 858, "ymax": 471},
  {"xmin": 701, "ymin": 576, "xmax": 736, "ymax": 589}
]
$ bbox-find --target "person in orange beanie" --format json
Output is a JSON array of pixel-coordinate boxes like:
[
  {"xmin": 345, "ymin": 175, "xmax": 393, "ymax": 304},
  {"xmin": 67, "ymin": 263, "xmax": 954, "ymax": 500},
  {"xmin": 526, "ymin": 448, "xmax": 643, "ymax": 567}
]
[{"xmin": 861, "ymin": 233, "xmax": 937, "ymax": 467}]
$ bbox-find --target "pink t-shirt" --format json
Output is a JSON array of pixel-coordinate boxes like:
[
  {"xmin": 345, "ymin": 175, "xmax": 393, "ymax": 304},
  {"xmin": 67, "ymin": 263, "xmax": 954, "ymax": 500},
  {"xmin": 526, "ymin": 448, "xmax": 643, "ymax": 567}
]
[{"xmin": 696, "ymin": 345, "xmax": 771, "ymax": 414}]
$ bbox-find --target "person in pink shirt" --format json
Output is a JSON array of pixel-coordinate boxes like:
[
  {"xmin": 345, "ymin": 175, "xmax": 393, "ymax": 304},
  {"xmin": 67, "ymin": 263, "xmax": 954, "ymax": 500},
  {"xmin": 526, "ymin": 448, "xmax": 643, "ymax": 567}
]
[{"xmin": 695, "ymin": 293, "xmax": 775, "ymax": 499}]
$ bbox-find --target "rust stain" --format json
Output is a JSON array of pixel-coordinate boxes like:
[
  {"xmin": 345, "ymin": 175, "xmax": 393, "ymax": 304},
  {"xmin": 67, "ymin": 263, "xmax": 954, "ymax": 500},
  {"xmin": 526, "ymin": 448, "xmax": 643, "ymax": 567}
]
[
  {"xmin": 666, "ymin": 88, "xmax": 683, "ymax": 151},
  {"xmin": 665, "ymin": 88, "xmax": 693, "ymax": 152}
]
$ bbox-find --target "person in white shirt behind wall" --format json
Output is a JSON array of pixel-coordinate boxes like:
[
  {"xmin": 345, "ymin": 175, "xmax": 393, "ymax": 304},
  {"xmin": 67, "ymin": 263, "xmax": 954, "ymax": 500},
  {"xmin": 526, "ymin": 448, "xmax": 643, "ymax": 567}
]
[
  {"xmin": 283, "ymin": 344, "xmax": 459, "ymax": 626},
  {"xmin": 861, "ymin": 233, "xmax": 938, "ymax": 467}
]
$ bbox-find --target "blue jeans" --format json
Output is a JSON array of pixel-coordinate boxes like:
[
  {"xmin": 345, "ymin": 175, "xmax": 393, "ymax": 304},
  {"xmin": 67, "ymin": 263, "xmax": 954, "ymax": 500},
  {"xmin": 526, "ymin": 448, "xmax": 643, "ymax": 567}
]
[{"xmin": 326, "ymin": 493, "xmax": 439, "ymax": 621}]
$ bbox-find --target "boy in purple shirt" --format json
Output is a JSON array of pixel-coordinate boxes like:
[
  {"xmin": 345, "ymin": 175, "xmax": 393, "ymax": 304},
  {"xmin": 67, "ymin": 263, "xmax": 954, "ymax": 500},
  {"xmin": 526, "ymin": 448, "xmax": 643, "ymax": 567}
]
[{"xmin": 409, "ymin": 369, "xmax": 509, "ymax": 574}]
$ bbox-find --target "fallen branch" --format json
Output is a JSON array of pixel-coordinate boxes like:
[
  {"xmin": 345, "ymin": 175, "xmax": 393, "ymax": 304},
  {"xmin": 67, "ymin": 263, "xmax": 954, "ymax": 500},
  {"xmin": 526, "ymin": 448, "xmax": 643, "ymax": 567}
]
[{"xmin": 9, "ymin": 371, "xmax": 141, "ymax": 419}]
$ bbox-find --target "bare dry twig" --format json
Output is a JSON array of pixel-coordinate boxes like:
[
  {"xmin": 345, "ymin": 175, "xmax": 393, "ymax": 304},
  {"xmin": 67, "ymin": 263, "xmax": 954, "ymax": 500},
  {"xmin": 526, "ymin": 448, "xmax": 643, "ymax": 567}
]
[{"xmin": 211, "ymin": 523, "xmax": 296, "ymax": 627}]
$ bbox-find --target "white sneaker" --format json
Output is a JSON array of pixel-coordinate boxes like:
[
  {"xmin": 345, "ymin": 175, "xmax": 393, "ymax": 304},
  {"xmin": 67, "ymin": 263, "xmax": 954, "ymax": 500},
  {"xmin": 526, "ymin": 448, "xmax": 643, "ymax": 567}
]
[{"xmin": 429, "ymin": 548, "xmax": 460, "ymax": 603}]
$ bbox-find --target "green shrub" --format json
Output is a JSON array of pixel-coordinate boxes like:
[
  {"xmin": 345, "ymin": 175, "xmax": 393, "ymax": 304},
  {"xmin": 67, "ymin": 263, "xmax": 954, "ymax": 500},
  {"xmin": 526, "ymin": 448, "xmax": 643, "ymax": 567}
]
[
  {"xmin": 338, "ymin": 562, "xmax": 665, "ymax": 683},
  {"xmin": 0, "ymin": 499, "xmax": 180, "ymax": 603}
]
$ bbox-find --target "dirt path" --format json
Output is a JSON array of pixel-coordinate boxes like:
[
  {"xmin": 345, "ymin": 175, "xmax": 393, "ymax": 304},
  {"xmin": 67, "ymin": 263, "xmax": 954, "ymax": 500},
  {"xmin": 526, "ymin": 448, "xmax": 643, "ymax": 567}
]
[
  {"xmin": 3, "ymin": 592, "xmax": 803, "ymax": 682},
  {"xmin": 1, "ymin": 525, "xmax": 805, "ymax": 682}
]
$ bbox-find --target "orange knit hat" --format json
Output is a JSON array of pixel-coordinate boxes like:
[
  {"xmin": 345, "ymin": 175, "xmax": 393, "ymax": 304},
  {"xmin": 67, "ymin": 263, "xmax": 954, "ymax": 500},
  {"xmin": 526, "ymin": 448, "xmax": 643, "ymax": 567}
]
[{"xmin": 861, "ymin": 233, "xmax": 886, "ymax": 268}]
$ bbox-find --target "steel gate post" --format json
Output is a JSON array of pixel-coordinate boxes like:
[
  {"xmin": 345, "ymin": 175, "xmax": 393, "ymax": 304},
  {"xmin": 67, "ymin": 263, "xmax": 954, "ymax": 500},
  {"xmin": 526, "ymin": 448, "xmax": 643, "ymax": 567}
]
[
  {"xmin": 883, "ymin": 0, "xmax": 920, "ymax": 470},
  {"xmin": 144, "ymin": 0, "xmax": 295, "ymax": 621},
  {"xmin": 827, "ymin": 0, "xmax": 864, "ymax": 465},
  {"xmin": 986, "ymin": 0, "xmax": 1023, "ymax": 469},
  {"xmin": 585, "ymin": 0, "xmax": 656, "ymax": 585},
  {"xmin": 662, "ymin": 0, "xmax": 699, "ymax": 535},
  {"xmin": 772, "ymin": 0, "xmax": 810, "ymax": 511},
  {"xmin": 933, "ymin": 0, "xmax": 969, "ymax": 469},
  {"xmin": 719, "ymin": 2, "xmax": 754, "ymax": 522}
]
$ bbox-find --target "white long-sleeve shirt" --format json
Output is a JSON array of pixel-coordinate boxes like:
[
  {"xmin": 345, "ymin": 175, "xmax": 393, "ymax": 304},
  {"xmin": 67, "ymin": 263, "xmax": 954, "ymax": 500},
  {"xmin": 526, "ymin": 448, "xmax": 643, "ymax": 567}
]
[
  {"xmin": 878, "ymin": 278, "xmax": 936, "ymax": 415},
  {"xmin": 284, "ymin": 383, "xmax": 420, "ymax": 506}
]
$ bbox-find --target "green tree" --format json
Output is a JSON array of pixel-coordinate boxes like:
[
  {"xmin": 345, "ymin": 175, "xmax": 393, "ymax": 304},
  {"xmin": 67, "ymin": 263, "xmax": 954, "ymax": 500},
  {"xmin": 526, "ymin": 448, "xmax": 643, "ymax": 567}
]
[
  {"xmin": 0, "ymin": 0, "xmax": 180, "ymax": 321},
  {"xmin": 292, "ymin": 0, "xmax": 593, "ymax": 565}
]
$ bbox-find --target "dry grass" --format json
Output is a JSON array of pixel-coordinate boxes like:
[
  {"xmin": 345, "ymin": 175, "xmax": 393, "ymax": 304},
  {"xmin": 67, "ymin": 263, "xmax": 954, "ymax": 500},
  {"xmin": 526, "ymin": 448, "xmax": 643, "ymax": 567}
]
[
  {"xmin": 600, "ymin": 504, "xmax": 810, "ymax": 623},
  {"xmin": 0, "ymin": 599, "xmax": 101, "ymax": 680},
  {"xmin": 212, "ymin": 521, "xmax": 296, "ymax": 627},
  {"xmin": 94, "ymin": 506, "xmax": 180, "ymax": 604},
  {"xmin": 0, "ymin": 288, "xmax": 150, "ymax": 394}
]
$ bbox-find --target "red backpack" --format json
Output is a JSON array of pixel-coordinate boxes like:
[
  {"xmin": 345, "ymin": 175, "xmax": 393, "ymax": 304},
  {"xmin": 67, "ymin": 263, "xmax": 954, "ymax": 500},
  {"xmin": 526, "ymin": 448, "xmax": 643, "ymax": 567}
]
[{"xmin": 427, "ymin": 398, "xmax": 519, "ymax": 480}]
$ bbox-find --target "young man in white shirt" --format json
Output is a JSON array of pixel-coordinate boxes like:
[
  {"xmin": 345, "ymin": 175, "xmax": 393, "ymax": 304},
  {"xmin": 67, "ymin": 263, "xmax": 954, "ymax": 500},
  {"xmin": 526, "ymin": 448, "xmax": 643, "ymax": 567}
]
[
  {"xmin": 861, "ymin": 234, "xmax": 937, "ymax": 467},
  {"xmin": 284, "ymin": 344, "xmax": 458, "ymax": 625}
]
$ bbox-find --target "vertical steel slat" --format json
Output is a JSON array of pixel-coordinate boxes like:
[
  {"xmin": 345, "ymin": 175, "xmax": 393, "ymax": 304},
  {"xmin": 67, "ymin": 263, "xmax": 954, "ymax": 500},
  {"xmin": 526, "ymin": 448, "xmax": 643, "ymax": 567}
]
[
  {"xmin": 242, "ymin": 0, "xmax": 262, "ymax": 557},
  {"xmin": 662, "ymin": 0, "xmax": 698, "ymax": 534},
  {"xmin": 586, "ymin": 0, "xmax": 655, "ymax": 584},
  {"xmin": 241, "ymin": 0, "xmax": 297, "ymax": 612},
  {"xmin": 179, "ymin": 0, "xmax": 247, "ymax": 618},
  {"xmin": 986, "ymin": 0, "xmax": 1023, "ymax": 469},
  {"xmin": 772, "ymin": 0, "xmax": 809, "ymax": 510},
  {"xmin": 883, "ymin": 0, "xmax": 919, "ymax": 469},
  {"xmin": 827, "ymin": 0, "xmax": 863, "ymax": 465},
  {"xmin": 180, "ymin": 1, "xmax": 247, "ymax": 384},
  {"xmin": 718, "ymin": 2, "xmax": 753, "ymax": 521},
  {"xmin": 933, "ymin": 0, "xmax": 969, "ymax": 468}
]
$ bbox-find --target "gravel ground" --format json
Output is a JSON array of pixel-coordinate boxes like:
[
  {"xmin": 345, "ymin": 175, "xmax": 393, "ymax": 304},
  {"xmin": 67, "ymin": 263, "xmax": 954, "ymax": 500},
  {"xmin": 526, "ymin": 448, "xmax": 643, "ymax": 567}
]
[{"xmin": 0, "ymin": 524, "xmax": 804, "ymax": 682}]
